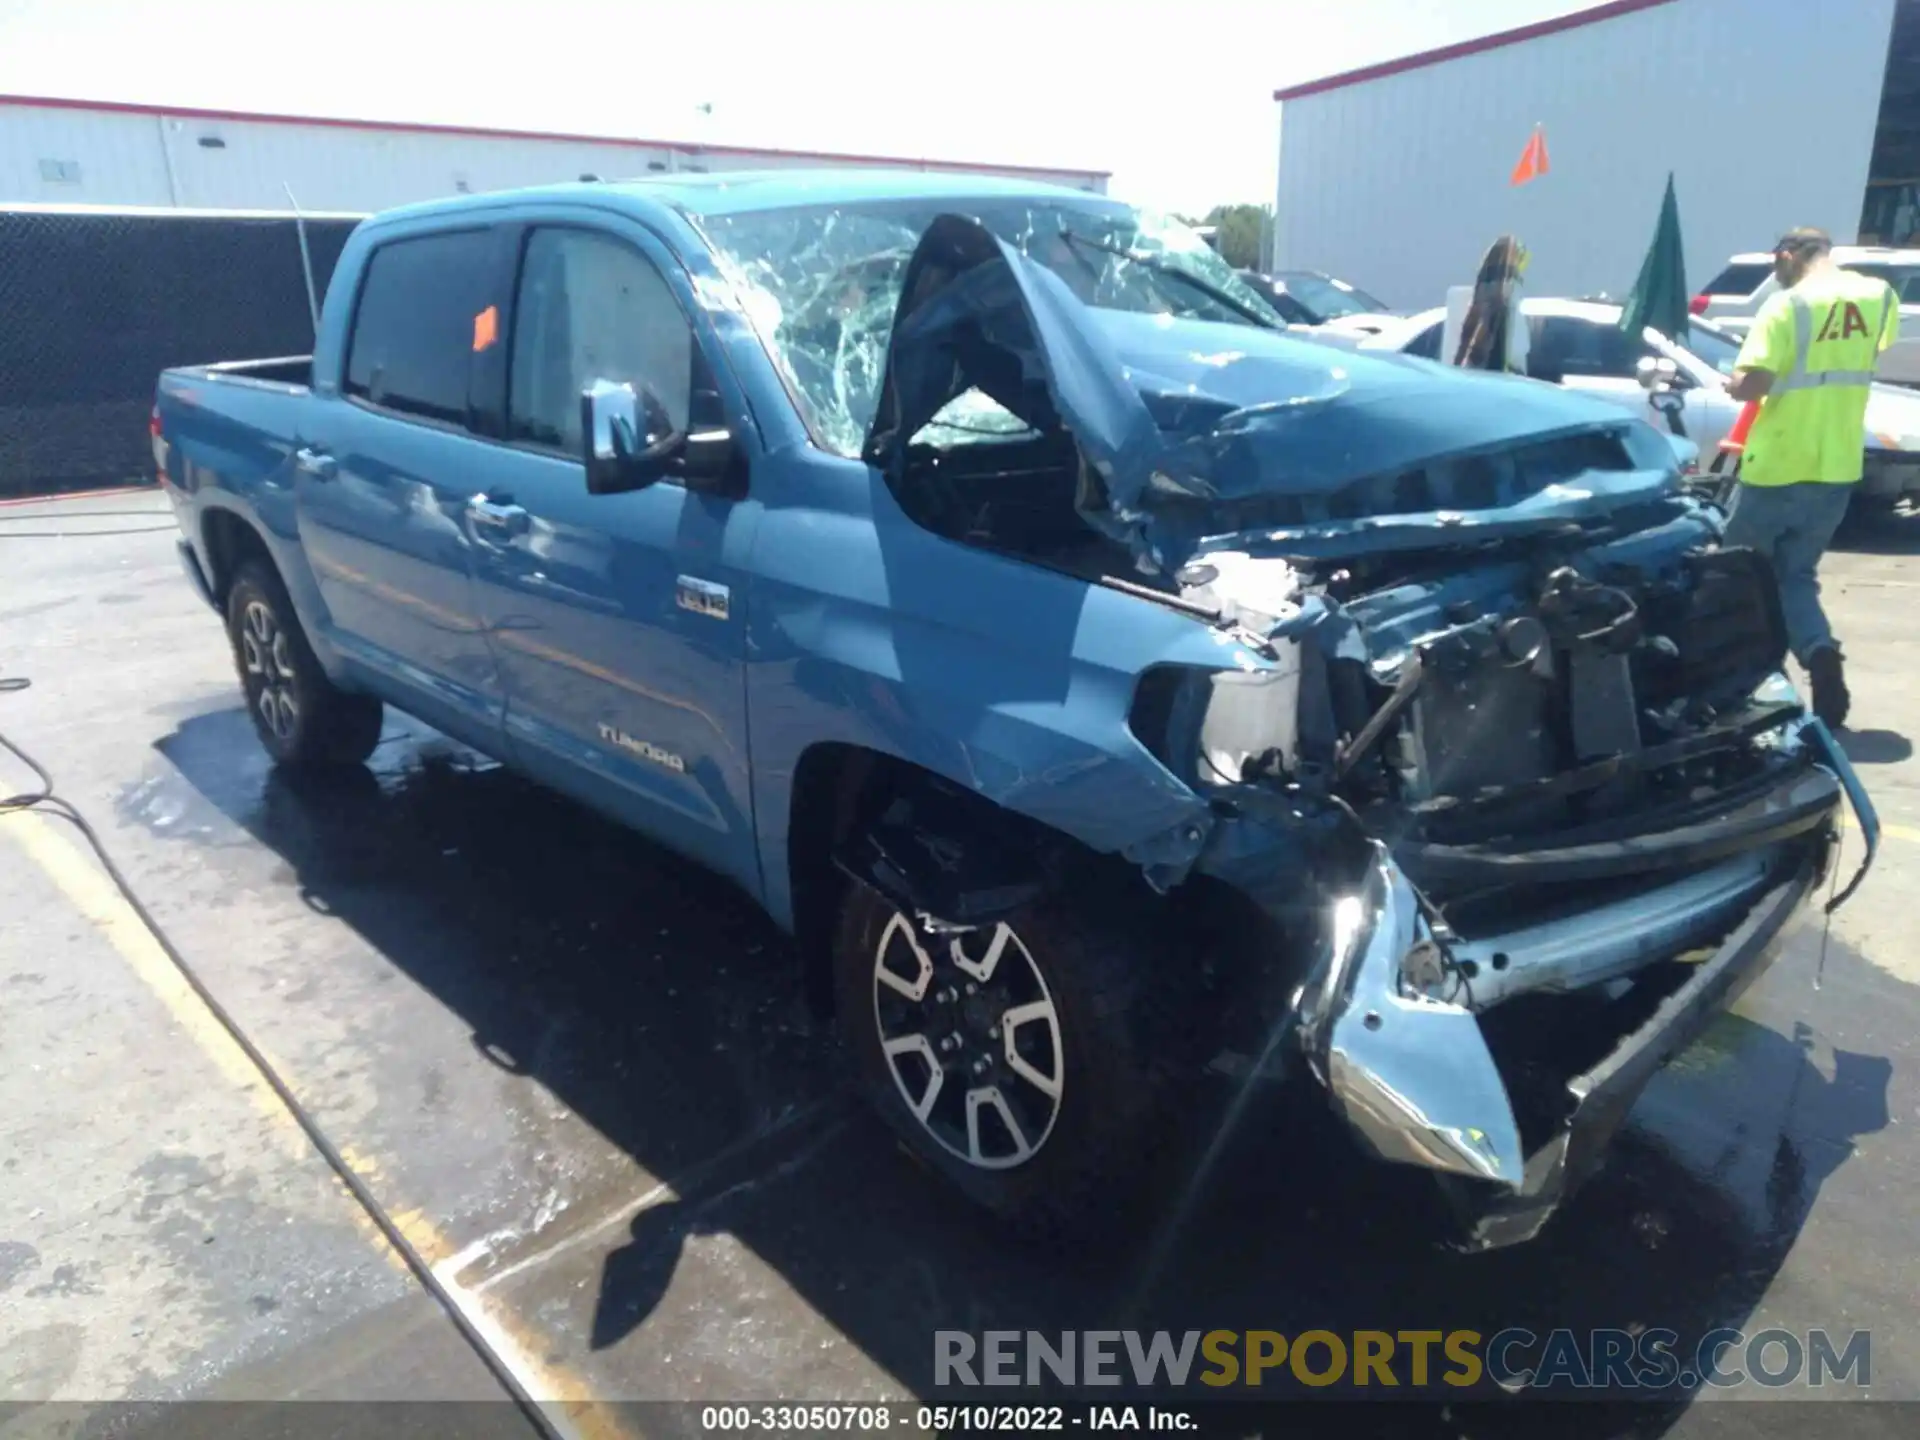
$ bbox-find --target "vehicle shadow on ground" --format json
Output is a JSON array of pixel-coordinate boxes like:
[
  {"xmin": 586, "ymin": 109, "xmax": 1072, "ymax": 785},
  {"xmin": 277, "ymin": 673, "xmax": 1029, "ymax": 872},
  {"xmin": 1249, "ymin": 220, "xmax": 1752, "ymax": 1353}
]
[{"xmin": 148, "ymin": 708, "xmax": 1891, "ymax": 1432}]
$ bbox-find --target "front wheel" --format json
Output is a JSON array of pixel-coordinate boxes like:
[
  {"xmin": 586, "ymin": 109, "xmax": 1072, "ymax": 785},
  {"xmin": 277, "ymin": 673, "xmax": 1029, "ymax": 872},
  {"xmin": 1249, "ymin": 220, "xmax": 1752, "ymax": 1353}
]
[
  {"xmin": 225, "ymin": 560, "xmax": 383, "ymax": 768},
  {"xmin": 833, "ymin": 870, "xmax": 1190, "ymax": 1237}
]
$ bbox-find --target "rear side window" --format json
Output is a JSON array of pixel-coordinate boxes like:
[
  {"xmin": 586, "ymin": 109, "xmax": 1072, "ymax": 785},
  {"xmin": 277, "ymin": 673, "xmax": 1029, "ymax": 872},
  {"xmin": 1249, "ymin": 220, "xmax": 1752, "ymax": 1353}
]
[
  {"xmin": 345, "ymin": 229, "xmax": 495, "ymax": 425},
  {"xmin": 1404, "ymin": 323, "xmax": 1443, "ymax": 360},
  {"xmin": 1702, "ymin": 263, "xmax": 1771, "ymax": 298}
]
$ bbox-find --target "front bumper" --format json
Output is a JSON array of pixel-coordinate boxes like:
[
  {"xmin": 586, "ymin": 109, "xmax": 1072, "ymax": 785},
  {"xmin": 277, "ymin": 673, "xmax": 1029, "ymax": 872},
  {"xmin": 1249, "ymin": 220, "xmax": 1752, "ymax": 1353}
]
[{"xmin": 1299, "ymin": 720, "xmax": 1878, "ymax": 1250}]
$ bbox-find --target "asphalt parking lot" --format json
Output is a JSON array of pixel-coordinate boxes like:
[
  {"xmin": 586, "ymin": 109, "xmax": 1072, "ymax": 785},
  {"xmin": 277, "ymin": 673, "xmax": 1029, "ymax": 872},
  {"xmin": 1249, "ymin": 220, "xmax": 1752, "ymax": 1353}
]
[{"xmin": 3, "ymin": 489, "xmax": 1919, "ymax": 1437}]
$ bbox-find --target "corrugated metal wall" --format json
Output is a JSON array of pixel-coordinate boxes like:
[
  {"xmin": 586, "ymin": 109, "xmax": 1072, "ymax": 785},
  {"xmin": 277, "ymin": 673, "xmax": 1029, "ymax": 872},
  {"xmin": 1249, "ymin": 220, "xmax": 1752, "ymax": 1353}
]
[
  {"xmin": 1274, "ymin": 0, "xmax": 1898, "ymax": 310},
  {"xmin": 1, "ymin": 103, "xmax": 1107, "ymax": 212},
  {"xmin": 0, "ymin": 209, "xmax": 358, "ymax": 496}
]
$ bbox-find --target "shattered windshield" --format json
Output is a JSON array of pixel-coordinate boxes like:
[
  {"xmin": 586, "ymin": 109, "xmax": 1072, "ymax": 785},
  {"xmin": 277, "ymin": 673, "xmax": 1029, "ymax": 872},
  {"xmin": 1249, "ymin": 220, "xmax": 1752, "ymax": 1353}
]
[{"xmin": 696, "ymin": 197, "xmax": 1284, "ymax": 457}]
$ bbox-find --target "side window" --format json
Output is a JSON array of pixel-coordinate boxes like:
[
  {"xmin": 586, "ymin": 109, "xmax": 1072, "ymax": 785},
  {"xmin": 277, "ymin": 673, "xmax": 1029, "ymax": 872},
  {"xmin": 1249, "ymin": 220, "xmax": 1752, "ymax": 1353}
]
[
  {"xmin": 1527, "ymin": 316, "xmax": 1638, "ymax": 383},
  {"xmin": 1404, "ymin": 323, "xmax": 1443, "ymax": 360},
  {"xmin": 507, "ymin": 228, "xmax": 694, "ymax": 453},
  {"xmin": 1702, "ymin": 262, "xmax": 1771, "ymax": 299},
  {"xmin": 344, "ymin": 230, "xmax": 495, "ymax": 424},
  {"xmin": 1900, "ymin": 272, "xmax": 1920, "ymax": 305}
]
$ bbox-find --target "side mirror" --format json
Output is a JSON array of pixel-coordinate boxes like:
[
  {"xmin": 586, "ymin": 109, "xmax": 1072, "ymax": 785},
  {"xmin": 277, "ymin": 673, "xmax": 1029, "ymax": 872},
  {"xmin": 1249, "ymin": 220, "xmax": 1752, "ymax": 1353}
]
[{"xmin": 580, "ymin": 379, "xmax": 680, "ymax": 495}]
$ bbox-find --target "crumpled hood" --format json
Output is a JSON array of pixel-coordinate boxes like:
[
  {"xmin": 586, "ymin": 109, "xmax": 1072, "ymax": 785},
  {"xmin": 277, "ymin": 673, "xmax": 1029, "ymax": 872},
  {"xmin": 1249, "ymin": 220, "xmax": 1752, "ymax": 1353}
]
[
  {"xmin": 864, "ymin": 216, "xmax": 1683, "ymax": 571},
  {"xmin": 1096, "ymin": 308, "xmax": 1651, "ymax": 493}
]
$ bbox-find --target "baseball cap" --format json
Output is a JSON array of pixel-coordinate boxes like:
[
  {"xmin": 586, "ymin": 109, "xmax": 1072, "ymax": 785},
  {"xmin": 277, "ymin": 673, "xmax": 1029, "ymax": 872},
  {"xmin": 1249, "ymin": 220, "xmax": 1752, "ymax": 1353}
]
[{"xmin": 1773, "ymin": 227, "xmax": 1832, "ymax": 256}]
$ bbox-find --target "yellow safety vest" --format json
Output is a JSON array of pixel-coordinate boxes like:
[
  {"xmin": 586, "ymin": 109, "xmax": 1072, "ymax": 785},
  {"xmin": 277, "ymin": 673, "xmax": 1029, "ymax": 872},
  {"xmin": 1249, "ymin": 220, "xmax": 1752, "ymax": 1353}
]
[{"xmin": 1734, "ymin": 268, "xmax": 1900, "ymax": 486}]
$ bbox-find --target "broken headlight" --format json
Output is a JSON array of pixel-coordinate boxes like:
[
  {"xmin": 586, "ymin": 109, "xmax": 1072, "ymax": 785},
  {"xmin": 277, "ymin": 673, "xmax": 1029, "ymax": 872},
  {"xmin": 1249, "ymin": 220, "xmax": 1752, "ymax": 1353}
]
[{"xmin": 1129, "ymin": 657, "xmax": 1304, "ymax": 787}]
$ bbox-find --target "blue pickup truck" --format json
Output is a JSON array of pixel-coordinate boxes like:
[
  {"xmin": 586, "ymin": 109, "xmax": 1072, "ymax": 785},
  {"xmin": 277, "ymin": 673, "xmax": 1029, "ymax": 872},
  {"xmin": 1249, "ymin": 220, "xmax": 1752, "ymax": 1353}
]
[{"xmin": 155, "ymin": 172, "xmax": 1877, "ymax": 1248}]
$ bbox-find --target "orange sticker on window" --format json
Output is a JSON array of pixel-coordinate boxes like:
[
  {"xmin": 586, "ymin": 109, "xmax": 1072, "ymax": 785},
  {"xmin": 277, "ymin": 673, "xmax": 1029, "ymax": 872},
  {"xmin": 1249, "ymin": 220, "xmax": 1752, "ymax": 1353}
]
[{"xmin": 472, "ymin": 304, "xmax": 498, "ymax": 352}]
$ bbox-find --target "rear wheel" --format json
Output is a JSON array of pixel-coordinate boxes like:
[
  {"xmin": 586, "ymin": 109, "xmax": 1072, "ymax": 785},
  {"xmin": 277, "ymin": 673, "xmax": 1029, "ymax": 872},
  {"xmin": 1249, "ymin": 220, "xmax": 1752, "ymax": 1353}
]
[
  {"xmin": 833, "ymin": 868, "xmax": 1189, "ymax": 1237},
  {"xmin": 225, "ymin": 560, "xmax": 383, "ymax": 768}
]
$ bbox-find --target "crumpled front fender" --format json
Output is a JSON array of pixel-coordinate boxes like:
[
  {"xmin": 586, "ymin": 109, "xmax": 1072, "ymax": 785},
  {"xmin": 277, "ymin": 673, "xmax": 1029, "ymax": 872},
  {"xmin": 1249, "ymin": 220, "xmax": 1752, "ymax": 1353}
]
[{"xmin": 1297, "ymin": 844, "xmax": 1525, "ymax": 1187}]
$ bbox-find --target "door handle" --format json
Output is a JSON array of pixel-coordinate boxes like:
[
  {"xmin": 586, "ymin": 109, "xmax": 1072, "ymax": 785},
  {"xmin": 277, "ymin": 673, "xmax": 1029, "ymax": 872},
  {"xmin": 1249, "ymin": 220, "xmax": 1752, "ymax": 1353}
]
[
  {"xmin": 467, "ymin": 493, "xmax": 530, "ymax": 539},
  {"xmin": 293, "ymin": 446, "xmax": 337, "ymax": 480}
]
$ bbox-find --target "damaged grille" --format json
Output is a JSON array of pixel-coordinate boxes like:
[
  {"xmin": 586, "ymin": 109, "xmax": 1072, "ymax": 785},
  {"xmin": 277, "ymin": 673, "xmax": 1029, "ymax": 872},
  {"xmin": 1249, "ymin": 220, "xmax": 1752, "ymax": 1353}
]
[
  {"xmin": 1364, "ymin": 544, "xmax": 1792, "ymax": 862},
  {"xmin": 1634, "ymin": 547, "xmax": 1789, "ymax": 713}
]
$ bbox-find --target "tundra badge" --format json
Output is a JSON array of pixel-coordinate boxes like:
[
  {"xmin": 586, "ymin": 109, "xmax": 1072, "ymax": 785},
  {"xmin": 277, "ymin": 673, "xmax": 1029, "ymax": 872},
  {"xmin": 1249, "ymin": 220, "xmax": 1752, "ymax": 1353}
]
[
  {"xmin": 597, "ymin": 723, "xmax": 686, "ymax": 773},
  {"xmin": 676, "ymin": 575, "xmax": 730, "ymax": 620}
]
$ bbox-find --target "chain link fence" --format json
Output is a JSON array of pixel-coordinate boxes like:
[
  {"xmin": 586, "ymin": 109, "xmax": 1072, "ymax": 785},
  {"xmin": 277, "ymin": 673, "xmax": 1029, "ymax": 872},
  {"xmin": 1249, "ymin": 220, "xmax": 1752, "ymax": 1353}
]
[{"xmin": 0, "ymin": 208, "xmax": 362, "ymax": 499}]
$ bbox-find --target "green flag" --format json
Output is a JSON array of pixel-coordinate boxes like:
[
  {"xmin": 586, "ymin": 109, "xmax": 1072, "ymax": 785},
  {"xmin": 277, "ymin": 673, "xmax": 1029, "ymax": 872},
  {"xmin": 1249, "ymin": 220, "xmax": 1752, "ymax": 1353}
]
[{"xmin": 1618, "ymin": 173, "xmax": 1690, "ymax": 342}]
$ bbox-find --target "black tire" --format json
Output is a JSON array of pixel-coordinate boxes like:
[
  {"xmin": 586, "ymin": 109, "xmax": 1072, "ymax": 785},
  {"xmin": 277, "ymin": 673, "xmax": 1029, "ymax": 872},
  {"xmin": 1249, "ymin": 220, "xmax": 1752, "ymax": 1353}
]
[
  {"xmin": 1845, "ymin": 488, "xmax": 1898, "ymax": 525},
  {"xmin": 833, "ymin": 867, "xmax": 1191, "ymax": 1238},
  {"xmin": 225, "ymin": 559, "xmax": 383, "ymax": 768}
]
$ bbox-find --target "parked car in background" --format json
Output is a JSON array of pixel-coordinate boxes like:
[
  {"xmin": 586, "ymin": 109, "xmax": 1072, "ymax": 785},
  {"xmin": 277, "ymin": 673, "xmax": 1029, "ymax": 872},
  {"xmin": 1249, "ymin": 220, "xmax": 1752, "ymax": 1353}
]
[
  {"xmin": 1360, "ymin": 298, "xmax": 1920, "ymax": 511},
  {"xmin": 1237, "ymin": 268, "xmax": 1395, "ymax": 334},
  {"xmin": 1693, "ymin": 247, "xmax": 1920, "ymax": 388}
]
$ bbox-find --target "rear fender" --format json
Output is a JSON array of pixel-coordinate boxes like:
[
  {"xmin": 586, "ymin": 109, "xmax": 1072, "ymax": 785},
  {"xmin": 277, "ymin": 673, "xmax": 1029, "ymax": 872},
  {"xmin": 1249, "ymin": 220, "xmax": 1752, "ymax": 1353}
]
[{"xmin": 195, "ymin": 495, "xmax": 343, "ymax": 676}]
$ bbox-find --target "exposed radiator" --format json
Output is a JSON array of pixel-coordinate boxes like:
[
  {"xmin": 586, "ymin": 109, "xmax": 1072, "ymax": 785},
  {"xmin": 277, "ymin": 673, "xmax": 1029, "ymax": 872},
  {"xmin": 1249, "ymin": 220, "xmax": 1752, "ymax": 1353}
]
[{"xmin": 1640, "ymin": 547, "xmax": 1789, "ymax": 711}]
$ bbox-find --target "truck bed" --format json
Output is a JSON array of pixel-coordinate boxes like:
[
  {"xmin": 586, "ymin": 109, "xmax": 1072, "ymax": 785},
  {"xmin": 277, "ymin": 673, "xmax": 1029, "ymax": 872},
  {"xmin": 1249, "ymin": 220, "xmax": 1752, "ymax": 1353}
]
[
  {"xmin": 167, "ymin": 355, "xmax": 314, "ymax": 389},
  {"xmin": 155, "ymin": 356, "xmax": 317, "ymax": 516}
]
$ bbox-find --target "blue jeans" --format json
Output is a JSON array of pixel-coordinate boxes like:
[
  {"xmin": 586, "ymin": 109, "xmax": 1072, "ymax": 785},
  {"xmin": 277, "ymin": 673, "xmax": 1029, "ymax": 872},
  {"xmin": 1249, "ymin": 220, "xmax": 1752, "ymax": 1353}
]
[{"xmin": 1721, "ymin": 481, "xmax": 1852, "ymax": 664}]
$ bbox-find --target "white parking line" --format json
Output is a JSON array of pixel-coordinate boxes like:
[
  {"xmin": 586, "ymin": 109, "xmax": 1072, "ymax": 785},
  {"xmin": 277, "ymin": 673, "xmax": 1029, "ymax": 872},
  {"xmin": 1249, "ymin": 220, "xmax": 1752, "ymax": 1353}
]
[{"xmin": 3, "ymin": 809, "xmax": 640, "ymax": 1439}]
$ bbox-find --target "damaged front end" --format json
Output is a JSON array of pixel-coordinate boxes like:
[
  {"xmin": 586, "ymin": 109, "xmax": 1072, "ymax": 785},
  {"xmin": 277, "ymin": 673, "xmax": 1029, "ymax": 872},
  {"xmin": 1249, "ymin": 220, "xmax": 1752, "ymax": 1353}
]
[
  {"xmin": 1154, "ymin": 535, "xmax": 1883, "ymax": 1248},
  {"xmin": 854, "ymin": 213, "xmax": 1881, "ymax": 1248},
  {"xmin": 1140, "ymin": 527, "xmax": 1880, "ymax": 1249}
]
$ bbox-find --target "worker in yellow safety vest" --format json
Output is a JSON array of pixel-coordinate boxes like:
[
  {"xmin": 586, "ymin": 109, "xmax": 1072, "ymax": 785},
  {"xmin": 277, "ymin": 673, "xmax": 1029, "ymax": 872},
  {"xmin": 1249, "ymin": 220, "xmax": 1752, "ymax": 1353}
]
[{"xmin": 1726, "ymin": 227, "xmax": 1899, "ymax": 728}]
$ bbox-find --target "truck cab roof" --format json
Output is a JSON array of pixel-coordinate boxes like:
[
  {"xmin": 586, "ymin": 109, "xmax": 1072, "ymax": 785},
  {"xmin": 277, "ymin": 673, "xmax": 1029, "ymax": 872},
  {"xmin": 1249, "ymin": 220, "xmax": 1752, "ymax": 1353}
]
[{"xmin": 358, "ymin": 169, "xmax": 1112, "ymax": 232}]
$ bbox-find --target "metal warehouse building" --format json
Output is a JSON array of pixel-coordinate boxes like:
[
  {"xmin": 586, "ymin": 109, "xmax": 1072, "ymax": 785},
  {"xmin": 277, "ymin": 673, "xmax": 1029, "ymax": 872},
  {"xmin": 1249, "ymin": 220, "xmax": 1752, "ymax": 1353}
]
[
  {"xmin": 0, "ymin": 94, "xmax": 1108, "ymax": 212},
  {"xmin": 1273, "ymin": 0, "xmax": 1918, "ymax": 310}
]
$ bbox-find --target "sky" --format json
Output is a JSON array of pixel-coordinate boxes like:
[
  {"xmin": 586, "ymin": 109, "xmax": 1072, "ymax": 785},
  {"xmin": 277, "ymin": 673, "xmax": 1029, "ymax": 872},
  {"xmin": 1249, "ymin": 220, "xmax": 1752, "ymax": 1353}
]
[{"xmin": 0, "ymin": 0, "xmax": 1588, "ymax": 215}]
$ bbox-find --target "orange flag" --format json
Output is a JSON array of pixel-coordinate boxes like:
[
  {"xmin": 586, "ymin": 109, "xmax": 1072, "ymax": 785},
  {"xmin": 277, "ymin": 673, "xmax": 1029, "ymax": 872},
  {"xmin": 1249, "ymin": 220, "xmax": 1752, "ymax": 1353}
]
[{"xmin": 1510, "ymin": 125, "xmax": 1550, "ymax": 187}]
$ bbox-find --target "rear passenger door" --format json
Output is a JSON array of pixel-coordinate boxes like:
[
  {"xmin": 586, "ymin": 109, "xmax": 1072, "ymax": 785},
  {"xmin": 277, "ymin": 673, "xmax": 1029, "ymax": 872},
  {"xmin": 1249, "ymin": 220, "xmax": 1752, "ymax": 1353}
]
[
  {"xmin": 465, "ymin": 215, "xmax": 763, "ymax": 891},
  {"xmin": 298, "ymin": 225, "xmax": 510, "ymax": 750}
]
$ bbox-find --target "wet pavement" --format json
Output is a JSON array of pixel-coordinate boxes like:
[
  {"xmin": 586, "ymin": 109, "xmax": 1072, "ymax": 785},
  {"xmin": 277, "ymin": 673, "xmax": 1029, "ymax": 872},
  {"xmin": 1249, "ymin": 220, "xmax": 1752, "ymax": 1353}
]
[{"xmin": 1, "ymin": 490, "xmax": 1917, "ymax": 1435}]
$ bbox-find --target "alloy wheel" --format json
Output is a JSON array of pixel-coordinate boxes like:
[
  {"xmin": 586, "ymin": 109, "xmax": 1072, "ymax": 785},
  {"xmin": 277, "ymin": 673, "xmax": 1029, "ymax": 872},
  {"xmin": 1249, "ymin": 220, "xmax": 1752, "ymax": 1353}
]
[
  {"xmin": 240, "ymin": 599, "xmax": 301, "ymax": 741},
  {"xmin": 871, "ymin": 912, "xmax": 1064, "ymax": 1170}
]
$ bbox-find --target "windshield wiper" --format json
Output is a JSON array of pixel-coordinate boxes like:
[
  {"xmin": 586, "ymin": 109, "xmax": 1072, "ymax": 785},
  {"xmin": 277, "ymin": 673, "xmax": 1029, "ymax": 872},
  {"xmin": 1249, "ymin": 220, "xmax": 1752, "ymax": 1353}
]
[{"xmin": 1056, "ymin": 228, "xmax": 1281, "ymax": 330}]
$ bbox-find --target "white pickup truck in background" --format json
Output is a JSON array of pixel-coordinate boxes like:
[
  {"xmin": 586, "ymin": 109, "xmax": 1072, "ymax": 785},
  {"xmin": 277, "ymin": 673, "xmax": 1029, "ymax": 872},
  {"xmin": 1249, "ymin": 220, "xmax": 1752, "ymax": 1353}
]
[
  {"xmin": 1353, "ymin": 297, "xmax": 1920, "ymax": 514},
  {"xmin": 1693, "ymin": 248, "xmax": 1920, "ymax": 390}
]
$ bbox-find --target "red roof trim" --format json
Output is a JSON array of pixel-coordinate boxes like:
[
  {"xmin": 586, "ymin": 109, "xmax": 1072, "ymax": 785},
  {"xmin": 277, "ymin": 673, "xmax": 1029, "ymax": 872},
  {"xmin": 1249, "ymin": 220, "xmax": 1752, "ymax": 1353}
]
[
  {"xmin": 1272, "ymin": 0, "xmax": 1678, "ymax": 102},
  {"xmin": 0, "ymin": 92, "xmax": 1110, "ymax": 180}
]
